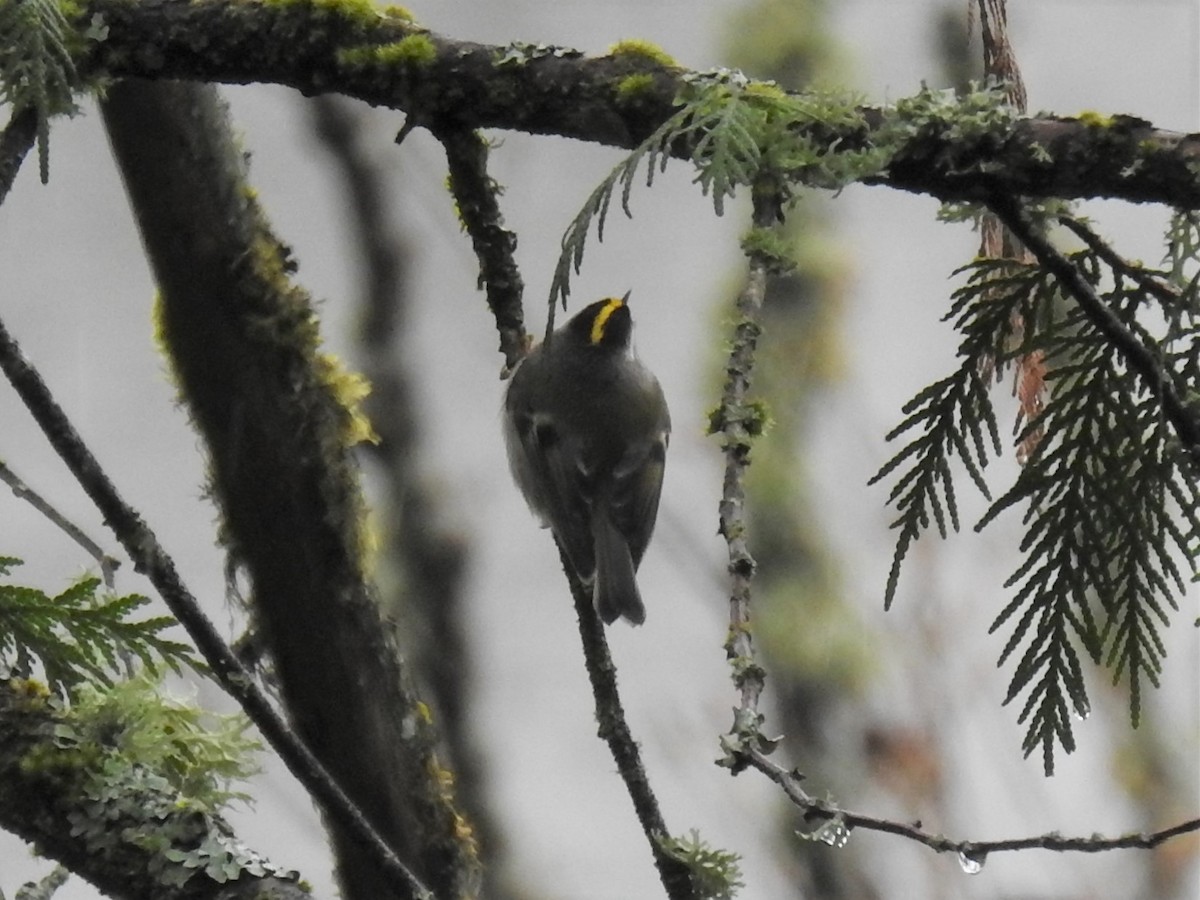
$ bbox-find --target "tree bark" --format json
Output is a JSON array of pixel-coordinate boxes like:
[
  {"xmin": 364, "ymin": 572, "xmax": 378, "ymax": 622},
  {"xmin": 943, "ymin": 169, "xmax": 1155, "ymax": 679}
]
[{"xmin": 101, "ymin": 79, "xmax": 479, "ymax": 900}]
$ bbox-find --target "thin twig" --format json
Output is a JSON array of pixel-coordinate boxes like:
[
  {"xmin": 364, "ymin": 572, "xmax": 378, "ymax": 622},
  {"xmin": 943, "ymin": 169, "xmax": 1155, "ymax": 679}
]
[
  {"xmin": 560, "ymin": 549, "xmax": 698, "ymax": 900},
  {"xmin": 1058, "ymin": 215, "xmax": 1182, "ymax": 306},
  {"xmin": 746, "ymin": 747, "xmax": 1199, "ymax": 859},
  {"xmin": 988, "ymin": 195, "xmax": 1200, "ymax": 459},
  {"xmin": 715, "ymin": 178, "xmax": 780, "ymax": 767},
  {"xmin": 0, "ymin": 316, "xmax": 435, "ymax": 900},
  {"xmin": 431, "ymin": 124, "xmax": 528, "ymax": 371},
  {"xmin": 0, "ymin": 459, "xmax": 121, "ymax": 588}
]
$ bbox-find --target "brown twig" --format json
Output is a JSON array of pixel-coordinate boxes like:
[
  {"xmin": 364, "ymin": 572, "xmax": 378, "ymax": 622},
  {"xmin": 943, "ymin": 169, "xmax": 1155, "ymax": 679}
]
[
  {"xmin": 560, "ymin": 550, "xmax": 698, "ymax": 899},
  {"xmin": 0, "ymin": 459, "xmax": 120, "ymax": 588},
  {"xmin": 745, "ymin": 747, "xmax": 1199, "ymax": 861}
]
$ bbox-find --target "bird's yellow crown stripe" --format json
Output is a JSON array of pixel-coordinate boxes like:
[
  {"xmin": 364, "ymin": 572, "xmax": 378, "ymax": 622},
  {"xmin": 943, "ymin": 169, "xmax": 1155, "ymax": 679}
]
[{"xmin": 590, "ymin": 297, "xmax": 624, "ymax": 345}]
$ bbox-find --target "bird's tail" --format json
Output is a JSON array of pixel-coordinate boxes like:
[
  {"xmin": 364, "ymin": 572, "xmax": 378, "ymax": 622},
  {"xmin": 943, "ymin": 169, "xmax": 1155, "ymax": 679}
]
[{"xmin": 591, "ymin": 513, "xmax": 646, "ymax": 625}]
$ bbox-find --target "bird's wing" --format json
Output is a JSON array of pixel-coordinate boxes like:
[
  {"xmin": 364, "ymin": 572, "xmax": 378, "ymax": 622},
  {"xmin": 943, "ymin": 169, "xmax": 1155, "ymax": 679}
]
[
  {"xmin": 506, "ymin": 408, "xmax": 597, "ymax": 578},
  {"xmin": 606, "ymin": 427, "xmax": 668, "ymax": 570}
]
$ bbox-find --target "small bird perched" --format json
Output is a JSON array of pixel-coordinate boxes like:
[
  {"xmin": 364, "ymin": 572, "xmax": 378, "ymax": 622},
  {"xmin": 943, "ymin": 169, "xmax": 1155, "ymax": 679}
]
[{"xmin": 504, "ymin": 294, "xmax": 670, "ymax": 625}]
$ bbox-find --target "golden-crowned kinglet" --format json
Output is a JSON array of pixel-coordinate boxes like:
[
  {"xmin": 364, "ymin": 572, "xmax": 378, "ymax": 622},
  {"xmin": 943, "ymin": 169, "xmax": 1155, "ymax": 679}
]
[{"xmin": 504, "ymin": 294, "xmax": 670, "ymax": 625}]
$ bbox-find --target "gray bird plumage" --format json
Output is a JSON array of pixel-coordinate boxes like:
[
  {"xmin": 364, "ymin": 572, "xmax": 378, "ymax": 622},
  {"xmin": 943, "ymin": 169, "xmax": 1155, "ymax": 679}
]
[{"xmin": 504, "ymin": 296, "xmax": 670, "ymax": 625}]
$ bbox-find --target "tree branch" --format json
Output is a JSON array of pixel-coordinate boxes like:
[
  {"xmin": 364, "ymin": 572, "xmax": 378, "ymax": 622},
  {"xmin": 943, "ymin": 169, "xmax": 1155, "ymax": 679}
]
[
  {"xmin": 560, "ymin": 551, "xmax": 698, "ymax": 900},
  {"xmin": 1058, "ymin": 214, "xmax": 1183, "ymax": 306},
  {"xmin": 309, "ymin": 94, "xmax": 509, "ymax": 897},
  {"xmin": 714, "ymin": 177, "xmax": 780, "ymax": 770},
  {"xmin": 100, "ymin": 78, "xmax": 477, "ymax": 899},
  {"xmin": 0, "ymin": 681, "xmax": 315, "ymax": 900},
  {"xmin": 744, "ymin": 746, "xmax": 1200, "ymax": 864},
  {"xmin": 75, "ymin": 0, "xmax": 1200, "ymax": 210},
  {"xmin": 0, "ymin": 459, "xmax": 121, "ymax": 588},
  {"xmin": 430, "ymin": 125, "xmax": 527, "ymax": 371},
  {"xmin": 0, "ymin": 320, "xmax": 431, "ymax": 899},
  {"xmin": 987, "ymin": 195, "xmax": 1200, "ymax": 461}
]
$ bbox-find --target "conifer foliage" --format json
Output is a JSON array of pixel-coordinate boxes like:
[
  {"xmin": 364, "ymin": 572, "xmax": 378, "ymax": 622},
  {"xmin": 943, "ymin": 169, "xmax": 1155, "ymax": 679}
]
[
  {"xmin": 0, "ymin": 557, "xmax": 193, "ymax": 693},
  {"xmin": 874, "ymin": 213, "xmax": 1200, "ymax": 772}
]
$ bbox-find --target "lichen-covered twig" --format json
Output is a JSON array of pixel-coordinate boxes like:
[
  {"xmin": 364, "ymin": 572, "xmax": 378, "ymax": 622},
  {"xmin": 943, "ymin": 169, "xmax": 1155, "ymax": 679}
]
[
  {"xmin": 714, "ymin": 177, "xmax": 781, "ymax": 769},
  {"xmin": 71, "ymin": 0, "xmax": 1200, "ymax": 209}
]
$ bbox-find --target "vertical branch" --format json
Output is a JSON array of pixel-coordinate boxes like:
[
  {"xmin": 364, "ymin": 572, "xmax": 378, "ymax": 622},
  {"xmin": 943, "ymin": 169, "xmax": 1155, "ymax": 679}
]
[
  {"xmin": 431, "ymin": 124, "xmax": 528, "ymax": 370},
  {"xmin": 101, "ymin": 80, "xmax": 478, "ymax": 899},
  {"xmin": 429, "ymin": 117, "xmax": 697, "ymax": 898},
  {"xmin": 974, "ymin": 0, "xmax": 1047, "ymax": 459},
  {"xmin": 978, "ymin": 0, "xmax": 1027, "ymax": 110},
  {"xmin": 715, "ymin": 178, "xmax": 780, "ymax": 764}
]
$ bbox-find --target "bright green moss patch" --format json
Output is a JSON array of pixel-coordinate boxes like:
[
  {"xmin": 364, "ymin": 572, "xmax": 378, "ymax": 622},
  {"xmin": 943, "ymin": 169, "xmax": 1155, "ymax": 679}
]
[
  {"xmin": 260, "ymin": 0, "xmax": 381, "ymax": 23},
  {"xmin": 743, "ymin": 81, "xmax": 788, "ymax": 102},
  {"xmin": 1077, "ymin": 110, "xmax": 1114, "ymax": 128},
  {"xmin": 376, "ymin": 32, "xmax": 436, "ymax": 65},
  {"xmin": 615, "ymin": 72, "xmax": 655, "ymax": 102},
  {"xmin": 607, "ymin": 38, "xmax": 675, "ymax": 67},
  {"xmin": 313, "ymin": 0, "xmax": 376, "ymax": 17},
  {"xmin": 339, "ymin": 34, "xmax": 438, "ymax": 70}
]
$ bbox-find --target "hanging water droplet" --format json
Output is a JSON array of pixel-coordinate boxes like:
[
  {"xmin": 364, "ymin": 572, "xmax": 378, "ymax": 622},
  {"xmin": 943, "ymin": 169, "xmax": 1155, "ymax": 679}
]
[
  {"xmin": 957, "ymin": 849, "xmax": 987, "ymax": 874},
  {"xmin": 1073, "ymin": 700, "xmax": 1091, "ymax": 721},
  {"xmin": 818, "ymin": 818, "xmax": 851, "ymax": 848}
]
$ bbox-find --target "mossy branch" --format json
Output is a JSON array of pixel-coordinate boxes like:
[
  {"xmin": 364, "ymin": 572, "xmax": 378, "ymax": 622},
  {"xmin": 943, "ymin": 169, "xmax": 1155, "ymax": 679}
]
[
  {"xmin": 0, "ymin": 679, "xmax": 313, "ymax": 900},
  {"xmin": 432, "ymin": 124, "xmax": 527, "ymax": 370},
  {"xmin": 55, "ymin": 0, "xmax": 1200, "ymax": 210}
]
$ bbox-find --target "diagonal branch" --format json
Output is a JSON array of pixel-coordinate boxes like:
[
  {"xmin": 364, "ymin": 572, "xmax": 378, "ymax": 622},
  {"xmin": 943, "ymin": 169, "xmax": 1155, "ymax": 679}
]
[
  {"xmin": 0, "ymin": 314, "xmax": 433, "ymax": 900},
  {"xmin": 0, "ymin": 459, "xmax": 121, "ymax": 587},
  {"xmin": 987, "ymin": 195, "xmax": 1200, "ymax": 460},
  {"xmin": 1058, "ymin": 215, "xmax": 1183, "ymax": 306},
  {"xmin": 559, "ymin": 549, "xmax": 698, "ymax": 900}
]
